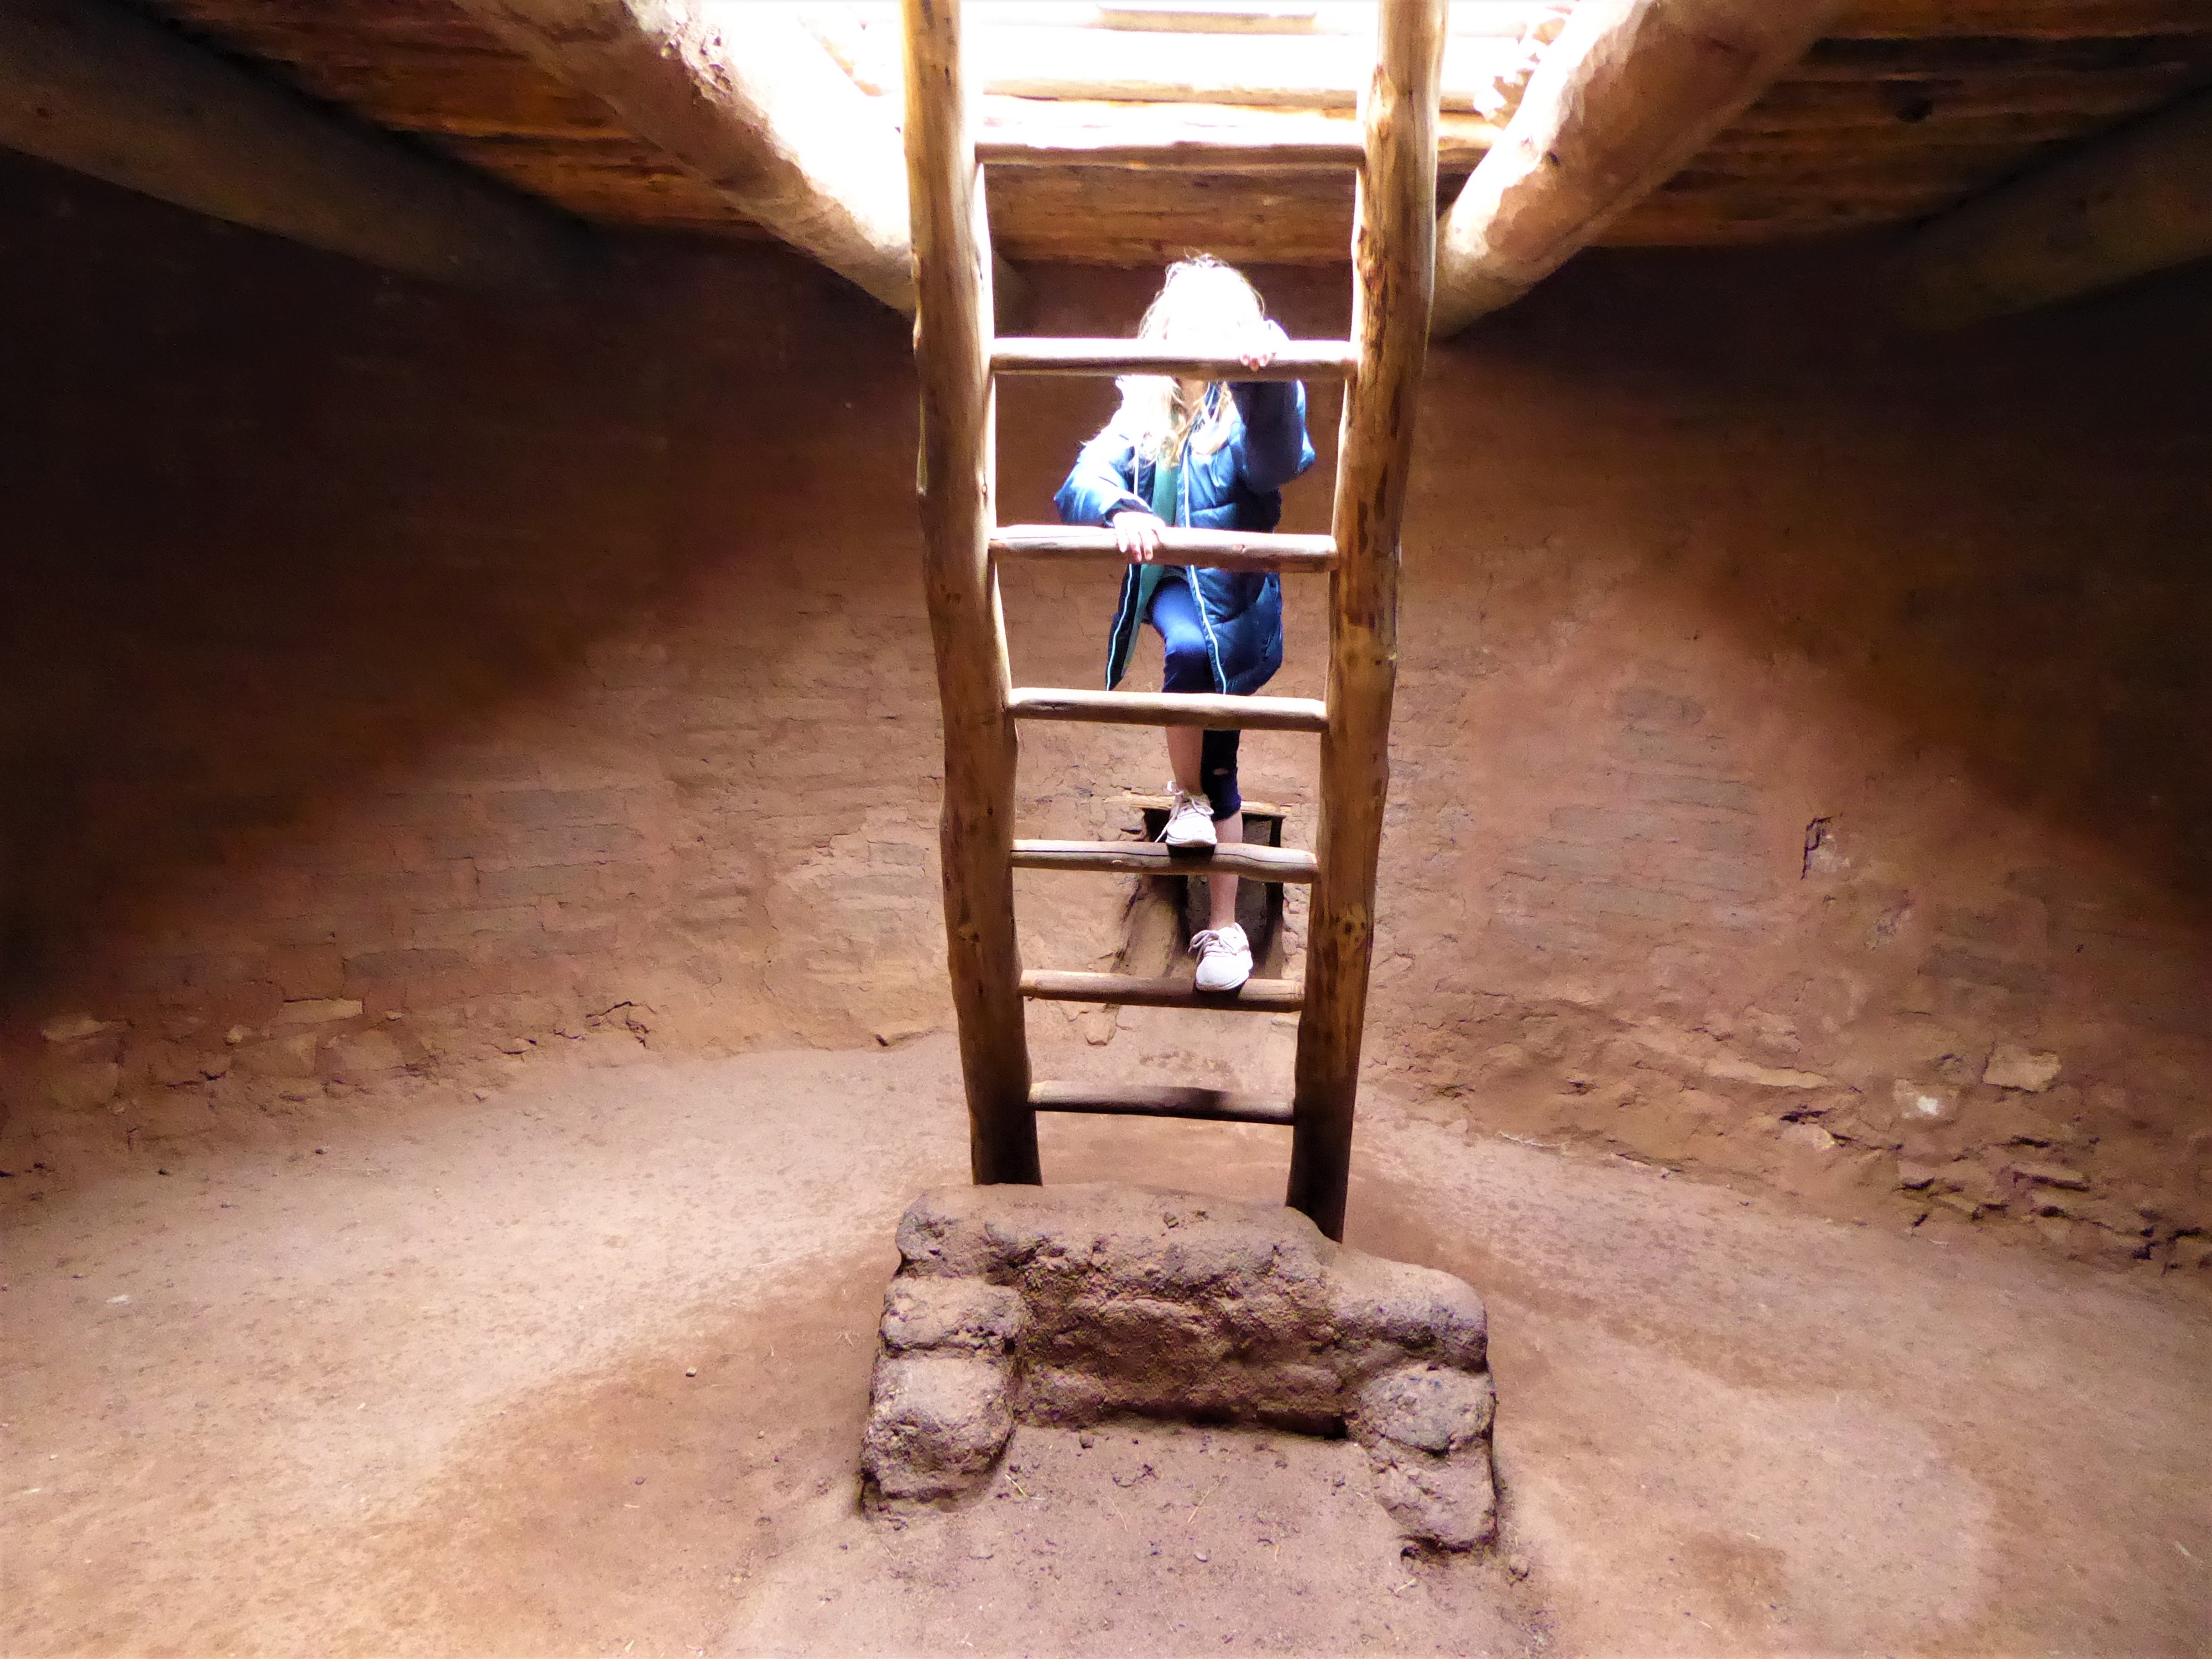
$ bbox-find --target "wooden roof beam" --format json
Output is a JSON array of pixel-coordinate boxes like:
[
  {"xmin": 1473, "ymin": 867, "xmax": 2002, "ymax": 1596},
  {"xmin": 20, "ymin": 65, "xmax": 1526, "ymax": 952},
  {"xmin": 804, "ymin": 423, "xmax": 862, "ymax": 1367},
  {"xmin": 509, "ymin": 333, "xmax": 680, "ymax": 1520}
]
[
  {"xmin": 0, "ymin": 0, "xmax": 585, "ymax": 292},
  {"xmin": 1431, "ymin": 0, "xmax": 1848, "ymax": 336},
  {"xmin": 1890, "ymin": 89, "xmax": 2212, "ymax": 329},
  {"xmin": 450, "ymin": 0, "xmax": 918, "ymax": 310}
]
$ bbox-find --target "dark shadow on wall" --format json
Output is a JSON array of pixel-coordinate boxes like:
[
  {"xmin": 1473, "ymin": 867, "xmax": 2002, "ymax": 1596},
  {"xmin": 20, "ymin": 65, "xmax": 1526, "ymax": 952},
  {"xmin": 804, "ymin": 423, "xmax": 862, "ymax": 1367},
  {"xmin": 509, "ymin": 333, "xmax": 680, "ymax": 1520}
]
[
  {"xmin": 0, "ymin": 148, "xmax": 919, "ymax": 1011},
  {"xmin": 1, "ymin": 137, "xmax": 2205, "ymax": 1048},
  {"xmin": 1431, "ymin": 241, "xmax": 2212, "ymax": 918}
]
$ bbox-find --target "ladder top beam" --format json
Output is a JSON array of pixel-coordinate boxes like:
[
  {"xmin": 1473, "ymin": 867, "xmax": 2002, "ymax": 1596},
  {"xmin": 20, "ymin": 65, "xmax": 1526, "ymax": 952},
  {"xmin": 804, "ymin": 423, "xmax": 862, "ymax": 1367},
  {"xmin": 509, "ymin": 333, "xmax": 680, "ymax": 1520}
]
[
  {"xmin": 994, "ymin": 338, "xmax": 1357, "ymax": 380},
  {"xmin": 994, "ymin": 525, "xmax": 1336, "ymax": 573},
  {"xmin": 1010, "ymin": 687, "xmax": 1328, "ymax": 732}
]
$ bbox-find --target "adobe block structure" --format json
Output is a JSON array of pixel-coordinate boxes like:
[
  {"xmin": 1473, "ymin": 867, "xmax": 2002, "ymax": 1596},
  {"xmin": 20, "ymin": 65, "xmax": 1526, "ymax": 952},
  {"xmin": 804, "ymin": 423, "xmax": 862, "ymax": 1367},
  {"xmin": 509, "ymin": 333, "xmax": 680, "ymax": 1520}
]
[{"xmin": 861, "ymin": 1183, "xmax": 1500, "ymax": 1550}]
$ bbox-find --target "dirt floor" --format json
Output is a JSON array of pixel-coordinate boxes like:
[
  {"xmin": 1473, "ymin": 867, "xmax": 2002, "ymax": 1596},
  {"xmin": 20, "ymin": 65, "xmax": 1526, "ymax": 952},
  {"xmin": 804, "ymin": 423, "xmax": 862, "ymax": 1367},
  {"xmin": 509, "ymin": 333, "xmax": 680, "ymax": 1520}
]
[{"xmin": 3, "ymin": 1032, "xmax": 2206, "ymax": 1657}]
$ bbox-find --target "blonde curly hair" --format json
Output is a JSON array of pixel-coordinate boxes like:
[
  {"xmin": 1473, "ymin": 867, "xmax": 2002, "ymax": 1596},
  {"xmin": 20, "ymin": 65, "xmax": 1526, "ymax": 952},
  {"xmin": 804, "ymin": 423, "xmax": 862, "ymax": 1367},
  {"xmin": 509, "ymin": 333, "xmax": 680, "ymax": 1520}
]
[{"xmin": 1111, "ymin": 255, "xmax": 1270, "ymax": 464}]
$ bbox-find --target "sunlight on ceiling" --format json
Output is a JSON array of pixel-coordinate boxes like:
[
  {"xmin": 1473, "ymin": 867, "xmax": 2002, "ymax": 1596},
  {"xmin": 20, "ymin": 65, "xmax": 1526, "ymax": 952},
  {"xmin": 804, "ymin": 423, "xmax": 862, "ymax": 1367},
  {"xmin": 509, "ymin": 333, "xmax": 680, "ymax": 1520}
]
[{"xmin": 769, "ymin": 2, "xmax": 1572, "ymax": 119}]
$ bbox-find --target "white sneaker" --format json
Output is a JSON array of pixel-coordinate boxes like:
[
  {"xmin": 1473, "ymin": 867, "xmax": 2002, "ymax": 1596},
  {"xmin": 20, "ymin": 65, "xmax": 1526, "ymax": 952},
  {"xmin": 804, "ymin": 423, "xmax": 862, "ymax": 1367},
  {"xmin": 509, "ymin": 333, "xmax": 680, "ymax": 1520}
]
[
  {"xmin": 1192, "ymin": 924, "xmax": 1253, "ymax": 993},
  {"xmin": 1159, "ymin": 787, "xmax": 1217, "ymax": 850}
]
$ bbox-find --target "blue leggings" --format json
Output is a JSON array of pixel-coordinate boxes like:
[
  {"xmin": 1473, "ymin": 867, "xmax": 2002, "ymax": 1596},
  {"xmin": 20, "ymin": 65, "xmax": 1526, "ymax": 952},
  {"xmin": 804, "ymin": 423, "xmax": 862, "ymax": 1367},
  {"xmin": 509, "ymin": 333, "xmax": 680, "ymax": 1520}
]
[{"xmin": 1147, "ymin": 575, "xmax": 1243, "ymax": 822}]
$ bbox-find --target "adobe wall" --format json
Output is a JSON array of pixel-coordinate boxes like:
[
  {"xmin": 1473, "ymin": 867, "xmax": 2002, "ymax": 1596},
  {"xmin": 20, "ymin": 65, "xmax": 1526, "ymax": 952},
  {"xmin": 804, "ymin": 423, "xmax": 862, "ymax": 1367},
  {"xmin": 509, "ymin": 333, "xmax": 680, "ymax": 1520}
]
[{"xmin": 2, "ymin": 151, "xmax": 2204, "ymax": 1276}]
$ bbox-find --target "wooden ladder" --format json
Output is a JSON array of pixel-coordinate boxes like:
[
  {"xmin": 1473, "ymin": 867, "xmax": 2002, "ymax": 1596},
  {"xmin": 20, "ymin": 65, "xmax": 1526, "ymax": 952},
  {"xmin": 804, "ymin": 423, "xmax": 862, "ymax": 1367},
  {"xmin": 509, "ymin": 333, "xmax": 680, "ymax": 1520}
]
[{"xmin": 902, "ymin": 0, "xmax": 1444, "ymax": 1242}]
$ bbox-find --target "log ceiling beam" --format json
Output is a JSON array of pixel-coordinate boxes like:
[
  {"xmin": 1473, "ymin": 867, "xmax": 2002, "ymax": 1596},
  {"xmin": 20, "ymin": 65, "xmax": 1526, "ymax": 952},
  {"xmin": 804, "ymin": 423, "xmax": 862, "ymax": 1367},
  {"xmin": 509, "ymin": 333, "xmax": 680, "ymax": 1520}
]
[
  {"xmin": 1890, "ymin": 89, "xmax": 2212, "ymax": 328},
  {"xmin": 1431, "ymin": 0, "xmax": 1849, "ymax": 336},
  {"xmin": 0, "ymin": 0, "xmax": 585, "ymax": 292},
  {"xmin": 449, "ymin": 0, "xmax": 917, "ymax": 310}
]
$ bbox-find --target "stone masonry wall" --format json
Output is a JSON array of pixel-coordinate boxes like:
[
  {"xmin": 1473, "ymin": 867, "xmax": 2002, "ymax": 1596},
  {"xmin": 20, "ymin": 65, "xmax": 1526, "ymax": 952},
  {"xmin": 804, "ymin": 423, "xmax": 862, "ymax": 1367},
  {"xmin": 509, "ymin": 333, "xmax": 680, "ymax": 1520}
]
[{"xmin": 2, "ymin": 149, "xmax": 2205, "ymax": 1277}]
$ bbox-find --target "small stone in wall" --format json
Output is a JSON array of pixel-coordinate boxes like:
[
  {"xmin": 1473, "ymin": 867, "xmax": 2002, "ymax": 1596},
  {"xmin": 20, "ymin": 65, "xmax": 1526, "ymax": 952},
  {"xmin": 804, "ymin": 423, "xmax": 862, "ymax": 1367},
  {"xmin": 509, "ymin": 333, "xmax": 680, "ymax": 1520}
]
[
  {"xmin": 237, "ymin": 1032, "xmax": 319, "ymax": 1080},
  {"xmin": 41, "ymin": 1013, "xmax": 119, "ymax": 1044},
  {"xmin": 44, "ymin": 1060, "xmax": 121, "ymax": 1111},
  {"xmin": 327, "ymin": 1031, "xmax": 405, "ymax": 1083},
  {"xmin": 2010, "ymin": 1161, "xmax": 2090, "ymax": 1191},
  {"xmin": 862, "ymin": 1352, "xmax": 1015, "ymax": 1502},
  {"xmin": 141, "ymin": 1043, "xmax": 222, "ymax": 1088},
  {"xmin": 1983, "ymin": 1044, "xmax": 2061, "ymax": 1092},
  {"xmin": 1801, "ymin": 817, "xmax": 1848, "ymax": 878},
  {"xmin": 1778, "ymin": 1121, "xmax": 1837, "ymax": 1153},
  {"xmin": 1366, "ymin": 1441, "xmax": 1499, "ymax": 1552},
  {"xmin": 880, "ymin": 1278, "xmax": 1023, "ymax": 1355},
  {"xmin": 1890, "ymin": 1081, "xmax": 1954, "ymax": 1120},
  {"xmin": 276, "ymin": 999, "xmax": 364, "ymax": 1026},
  {"xmin": 1353, "ymin": 1364, "xmax": 1495, "ymax": 1455}
]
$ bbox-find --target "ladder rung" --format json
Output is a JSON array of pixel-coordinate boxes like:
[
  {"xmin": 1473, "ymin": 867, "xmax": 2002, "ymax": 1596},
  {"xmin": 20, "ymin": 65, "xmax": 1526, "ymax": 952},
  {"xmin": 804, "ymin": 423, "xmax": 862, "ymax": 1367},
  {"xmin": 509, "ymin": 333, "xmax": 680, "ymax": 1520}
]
[
  {"xmin": 1021, "ymin": 970, "xmax": 1303, "ymax": 1011},
  {"xmin": 1013, "ymin": 839, "xmax": 1317, "ymax": 883},
  {"xmin": 1031, "ymin": 1081, "xmax": 1294, "ymax": 1126},
  {"xmin": 1128, "ymin": 794, "xmax": 1289, "ymax": 821},
  {"xmin": 992, "ymin": 525, "xmax": 1335, "ymax": 573},
  {"xmin": 1010, "ymin": 688, "xmax": 1328, "ymax": 732},
  {"xmin": 994, "ymin": 338, "xmax": 1357, "ymax": 382}
]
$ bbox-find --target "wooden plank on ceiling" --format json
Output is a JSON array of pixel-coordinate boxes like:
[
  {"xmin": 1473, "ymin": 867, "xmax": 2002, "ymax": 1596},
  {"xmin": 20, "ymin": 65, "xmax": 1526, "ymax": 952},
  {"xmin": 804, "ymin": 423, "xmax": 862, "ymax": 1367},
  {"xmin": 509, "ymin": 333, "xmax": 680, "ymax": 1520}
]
[
  {"xmin": 821, "ymin": 20, "xmax": 1535, "ymax": 112},
  {"xmin": 985, "ymin": 166, "xmax": 1368, "ymax": 263},
  {"xmin": 1829, "ymin": 0, "xmax": 2212, "ymax": 39},
  {"xmin": 1792, "ymin": 33, "xmax": 2212, "ymax": 76},
  {"xmin": 116, "ymin": 0, "xmax": 2212, "ymax": 263},
  {"xmin": 1094, "ymin": 1, "xmax": 1338, "ymax": 30},
  {"xmin": 1892, "ymin": 87, "xmax": 2212, "ymax": 325},
  {"xmin": 1716, "ymin": 96, "xmax": 2205, "ymax": 152},
  {"xmin": 0, "ymin": 0, "xmax": 586, "ymax": 289},
  {"xmin": 975, "ymin": 97, "xmax": 1502, "ymax": 168},
  {"xmin": 141, "ymin": 0, "xmax": 754, "ymax": 233},
  {"xmin": 1089, "ymin": 1, "xmax": 1565, "ymax": 34},
  {"xmin": 1734, "ymin": 67, "xmax": 2212, "ymax": 130}
]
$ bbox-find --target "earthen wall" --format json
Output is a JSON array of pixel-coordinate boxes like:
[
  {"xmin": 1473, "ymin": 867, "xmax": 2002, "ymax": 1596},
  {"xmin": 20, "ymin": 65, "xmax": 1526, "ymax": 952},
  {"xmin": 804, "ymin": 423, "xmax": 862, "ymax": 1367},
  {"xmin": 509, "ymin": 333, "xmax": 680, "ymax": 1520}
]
[{"xmin": 3, "ymin": 151, "xmax": 2204, "ymax": 1273}]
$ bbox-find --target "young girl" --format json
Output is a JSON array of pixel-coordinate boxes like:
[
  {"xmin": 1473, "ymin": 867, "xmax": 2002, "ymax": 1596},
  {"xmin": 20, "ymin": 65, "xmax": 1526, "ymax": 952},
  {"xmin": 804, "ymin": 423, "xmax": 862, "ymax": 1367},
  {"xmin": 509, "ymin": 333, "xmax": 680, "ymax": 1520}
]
[{"xmin": 1052, "ymin": 257, "xmax": 1317, "ymax": 994}]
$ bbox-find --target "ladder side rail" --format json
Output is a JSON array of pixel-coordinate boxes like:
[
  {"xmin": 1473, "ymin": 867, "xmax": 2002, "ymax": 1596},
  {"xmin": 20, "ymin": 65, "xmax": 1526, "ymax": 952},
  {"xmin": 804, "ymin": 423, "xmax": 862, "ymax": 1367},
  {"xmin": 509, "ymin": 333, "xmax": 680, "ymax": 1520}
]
[
  {"xmin": 1287, "ymin": 0, "xmax": 1446, "ymax": 1241},
  {"xmin": 902, "ymin": 0, "xmax": 1039, "ymax": 1186}
]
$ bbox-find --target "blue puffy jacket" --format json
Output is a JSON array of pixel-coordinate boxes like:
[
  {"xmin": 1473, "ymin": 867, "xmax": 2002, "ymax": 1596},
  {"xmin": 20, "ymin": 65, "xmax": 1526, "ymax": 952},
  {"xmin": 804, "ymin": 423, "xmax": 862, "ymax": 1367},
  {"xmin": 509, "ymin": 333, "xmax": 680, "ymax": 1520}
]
[{"xmin": 1052, "ymin": 357, "xmax": 1316, "ymax": 696}]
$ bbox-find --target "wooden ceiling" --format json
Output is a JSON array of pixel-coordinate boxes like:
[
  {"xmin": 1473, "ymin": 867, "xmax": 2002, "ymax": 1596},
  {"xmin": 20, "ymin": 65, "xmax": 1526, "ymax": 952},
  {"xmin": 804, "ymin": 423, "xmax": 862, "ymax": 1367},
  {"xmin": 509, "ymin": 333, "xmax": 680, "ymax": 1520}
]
[{"xmin": 127, "ymin": 0, "xmax": 2212, "ymax": 264}]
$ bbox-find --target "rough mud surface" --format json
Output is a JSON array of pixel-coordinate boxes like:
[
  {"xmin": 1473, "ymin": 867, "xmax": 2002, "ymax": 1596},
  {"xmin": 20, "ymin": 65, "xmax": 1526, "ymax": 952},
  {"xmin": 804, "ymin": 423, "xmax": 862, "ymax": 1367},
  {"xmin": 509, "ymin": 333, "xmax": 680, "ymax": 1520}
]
[
  {"xmin": 5, "ymin": 166, "xmax": 2208, "ymax": 1282},
  {"xmin": 3, "ymin": 1036, "xmax": 2206, "ymax": 1657},
  {"xmin": 861, "ymin": 1183, "xmax": 1497, "ymax": 1547}
]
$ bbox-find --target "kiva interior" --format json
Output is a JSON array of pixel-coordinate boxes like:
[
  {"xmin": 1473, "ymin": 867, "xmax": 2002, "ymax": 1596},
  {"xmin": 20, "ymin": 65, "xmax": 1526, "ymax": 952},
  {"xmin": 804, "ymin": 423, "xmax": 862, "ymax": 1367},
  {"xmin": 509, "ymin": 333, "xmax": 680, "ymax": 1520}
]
[{"xmin": 3, "ymin": 2, "xmax": 2207, "ymax": 1655}]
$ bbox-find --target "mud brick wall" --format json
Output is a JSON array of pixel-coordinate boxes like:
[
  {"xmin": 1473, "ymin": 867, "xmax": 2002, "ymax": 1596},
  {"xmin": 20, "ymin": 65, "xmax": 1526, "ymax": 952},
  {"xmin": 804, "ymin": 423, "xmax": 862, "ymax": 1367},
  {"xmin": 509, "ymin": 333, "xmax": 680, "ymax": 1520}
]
[{"xmin": 2, "ymin": 149, "xmax": 2205, "ymax": 1276}]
